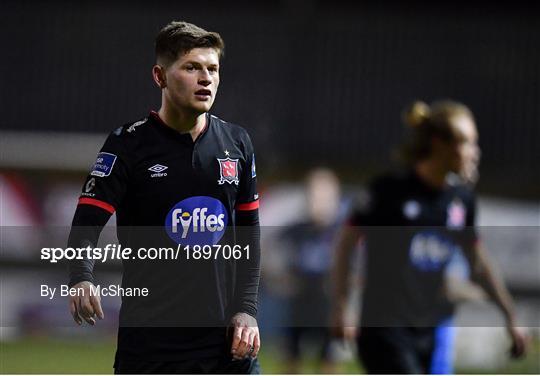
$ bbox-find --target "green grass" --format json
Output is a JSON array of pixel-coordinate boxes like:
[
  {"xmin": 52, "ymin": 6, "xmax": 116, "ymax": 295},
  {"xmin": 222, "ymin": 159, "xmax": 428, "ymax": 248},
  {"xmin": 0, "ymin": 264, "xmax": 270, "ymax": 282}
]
[
  {"xmin": 1, "ymin": 337, "xmax": 117, "ymax": 374},
  {"xmin": 1, "ymin": 337, "xmax": 538, "ymax": 374}
]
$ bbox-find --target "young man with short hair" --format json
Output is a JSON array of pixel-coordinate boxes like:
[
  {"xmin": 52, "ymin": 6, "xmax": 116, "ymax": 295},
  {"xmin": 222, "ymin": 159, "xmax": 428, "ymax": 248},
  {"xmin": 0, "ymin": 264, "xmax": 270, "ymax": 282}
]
[{"xmin": 67, "ymin": 21, "xmax": 261, "ymax": 374}]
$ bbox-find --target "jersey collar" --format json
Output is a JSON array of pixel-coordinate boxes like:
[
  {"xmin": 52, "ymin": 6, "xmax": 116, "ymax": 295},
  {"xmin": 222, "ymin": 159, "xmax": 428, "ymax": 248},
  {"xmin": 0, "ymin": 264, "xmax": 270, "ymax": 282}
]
[{"xmin": 149, "ymin": 111, "xmax": 210, "ymax": 144}]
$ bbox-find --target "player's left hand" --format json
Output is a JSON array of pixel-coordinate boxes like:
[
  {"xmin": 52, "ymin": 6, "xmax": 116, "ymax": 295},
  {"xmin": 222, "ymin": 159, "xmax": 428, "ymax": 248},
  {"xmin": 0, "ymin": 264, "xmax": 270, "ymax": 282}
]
[
  {"xmin": 507, "ymin": 325, "xmax": 529, "ymax": 359},
  {"xmin": 229, "ymin": 312, "xmax": 260, "ymax": 359}
]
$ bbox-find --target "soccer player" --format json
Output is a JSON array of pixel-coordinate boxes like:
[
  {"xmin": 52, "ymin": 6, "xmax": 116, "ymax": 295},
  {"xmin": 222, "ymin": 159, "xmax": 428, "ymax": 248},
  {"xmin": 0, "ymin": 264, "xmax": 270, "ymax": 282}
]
[
  {"xmin": 66, "ymin": 21, "xmax": 261, "ymax": 374},
  {"xmin": 331, "ymin": 100, "xmax": 528, "ymax": 373}
]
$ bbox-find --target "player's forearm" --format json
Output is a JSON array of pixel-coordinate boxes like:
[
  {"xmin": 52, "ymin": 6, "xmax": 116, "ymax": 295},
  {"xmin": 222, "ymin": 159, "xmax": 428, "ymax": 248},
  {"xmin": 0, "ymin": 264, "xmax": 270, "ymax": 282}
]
[
  {"xmin": 469, "ymin": 243, "xmax": 516, "ymax": 324},
  {"xmin": 67, "ymin": 205, "xmax": 111, "ymax": 287},
  {"xmin": 235, "ymin": 255, "xmax": 260, "ymax": 317},
  {"xmin": 234, "ymin": 209, "xmax": 261, "ymax": 317}
]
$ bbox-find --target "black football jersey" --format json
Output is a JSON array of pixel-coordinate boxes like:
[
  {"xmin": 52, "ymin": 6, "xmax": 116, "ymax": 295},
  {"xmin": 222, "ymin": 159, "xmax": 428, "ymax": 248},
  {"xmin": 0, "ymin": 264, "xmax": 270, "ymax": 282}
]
[
  {"xmin": 75, "ymin": 111, "xmax": 259, "ymax": 360},
  {"xmin": 79, "ymin": 111, "xmax": 258, "ymax": 224},
  {"xmin": 348, "ymin": 170, "xmax": 477, "ymax": 327}
]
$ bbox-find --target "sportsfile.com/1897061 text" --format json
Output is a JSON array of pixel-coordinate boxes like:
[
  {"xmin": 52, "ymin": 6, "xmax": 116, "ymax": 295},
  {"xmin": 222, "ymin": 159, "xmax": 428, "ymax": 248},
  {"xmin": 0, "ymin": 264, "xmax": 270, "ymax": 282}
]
[{"xmin": 40, "ymin": 244, "xmax": 251, "ymax": 263}]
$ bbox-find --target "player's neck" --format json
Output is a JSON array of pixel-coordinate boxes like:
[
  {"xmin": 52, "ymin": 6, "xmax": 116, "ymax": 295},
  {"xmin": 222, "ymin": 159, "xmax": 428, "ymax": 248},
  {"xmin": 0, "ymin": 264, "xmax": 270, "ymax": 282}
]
[
  {"xmin": 414, "ymin": 161, "xmax": 448, "ymax": 189},
  {"xmin": 157, "ymin": 106, "xmax": 206, "ymax": 141}
]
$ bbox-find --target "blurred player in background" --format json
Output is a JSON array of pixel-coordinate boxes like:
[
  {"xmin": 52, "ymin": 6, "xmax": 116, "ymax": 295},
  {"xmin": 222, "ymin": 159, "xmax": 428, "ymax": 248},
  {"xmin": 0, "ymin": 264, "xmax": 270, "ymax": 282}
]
[
  {"xmin": 66, "ymin": 21, "xmax": 261, "ymax": 374},
  {"xmin": 279, "ymin": 168, "xmax": 343, "ymax": 373},
  {"xmin": 331, "ymin": 100, "xmax": 528, "ymax": 373}
]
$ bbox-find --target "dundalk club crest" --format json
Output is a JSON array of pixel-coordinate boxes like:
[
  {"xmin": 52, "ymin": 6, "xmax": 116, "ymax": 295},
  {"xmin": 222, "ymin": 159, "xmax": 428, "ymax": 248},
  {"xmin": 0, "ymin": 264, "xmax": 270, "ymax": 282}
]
[
  {"xmin": 446, "ymin": 198, "xmax": 466, "ymax": 230},
  {"xmin": 217, "ymin": 157, "xmax": 239, "ymax": 185}
]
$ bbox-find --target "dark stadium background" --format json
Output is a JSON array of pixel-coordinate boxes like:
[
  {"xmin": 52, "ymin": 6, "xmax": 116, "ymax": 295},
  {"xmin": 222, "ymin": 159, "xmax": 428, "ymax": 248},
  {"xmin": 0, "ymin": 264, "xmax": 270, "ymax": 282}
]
[{"xmin": 1, "ymin": 0, "xmax": 539, "ymax": 373}]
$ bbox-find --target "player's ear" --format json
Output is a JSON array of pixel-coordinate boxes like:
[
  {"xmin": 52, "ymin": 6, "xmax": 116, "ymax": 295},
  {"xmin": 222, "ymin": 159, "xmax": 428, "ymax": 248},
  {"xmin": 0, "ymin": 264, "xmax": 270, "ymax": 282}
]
[{"xmin": 152, "ymin": 65, "xmax": 167, "ymax": 89}]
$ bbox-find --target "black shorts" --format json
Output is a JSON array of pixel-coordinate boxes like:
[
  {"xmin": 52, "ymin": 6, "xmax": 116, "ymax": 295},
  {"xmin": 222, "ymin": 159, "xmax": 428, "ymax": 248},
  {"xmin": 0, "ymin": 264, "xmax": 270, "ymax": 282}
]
[
  {"xmin": 285, "ymin": 326, "xmax": 333, "ymax": 361},
  {"xmin": 114, "ymin": 356, "xmax": 261, "ymax": 374},
  {"xmin": 357, "ymin": 327, "xmax": 436, "ymax": 374}
]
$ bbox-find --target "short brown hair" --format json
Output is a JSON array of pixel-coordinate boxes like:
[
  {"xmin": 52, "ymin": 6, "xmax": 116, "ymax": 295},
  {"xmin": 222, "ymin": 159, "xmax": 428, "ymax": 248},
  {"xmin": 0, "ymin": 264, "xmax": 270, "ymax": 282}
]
[
  {"xmin": 155, "ymin": 21, "xmax": 225, "ymax": 67},
  {"xmin": 399, "ymin": 99, "xmax": 475, "ymax": 164}
]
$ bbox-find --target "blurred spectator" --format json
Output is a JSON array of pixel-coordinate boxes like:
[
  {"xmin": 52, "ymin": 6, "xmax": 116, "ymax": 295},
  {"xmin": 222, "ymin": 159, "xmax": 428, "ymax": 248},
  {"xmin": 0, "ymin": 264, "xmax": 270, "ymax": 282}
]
[{"xmin": 278, "ymin": 167, "xmax": 344, "ymax": 373}]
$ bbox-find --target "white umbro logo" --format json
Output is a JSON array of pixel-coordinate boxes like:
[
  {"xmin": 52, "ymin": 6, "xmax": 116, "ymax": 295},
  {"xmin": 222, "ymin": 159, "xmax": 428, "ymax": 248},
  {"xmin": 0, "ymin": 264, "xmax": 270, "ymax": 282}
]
[
  {"xmin": 85, "ymin": 177, "xmax": 95, "ymax": 193},
  {"xmin": 148, "ymin": 164, "xmax": 168, "ymax": 177},
  {"xmin": 148, "ymin": 164, "xmax": 168, "ymax": 173}
]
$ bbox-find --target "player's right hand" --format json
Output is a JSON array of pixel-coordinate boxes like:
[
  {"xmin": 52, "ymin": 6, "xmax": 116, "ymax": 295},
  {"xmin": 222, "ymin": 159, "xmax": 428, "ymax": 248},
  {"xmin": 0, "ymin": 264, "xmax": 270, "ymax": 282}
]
[{"xmin": 68, "ymin": 281, "xmax": 104, "ymax": 325}]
